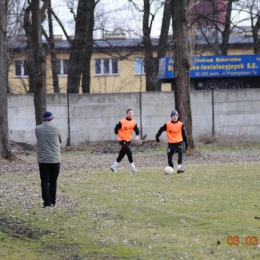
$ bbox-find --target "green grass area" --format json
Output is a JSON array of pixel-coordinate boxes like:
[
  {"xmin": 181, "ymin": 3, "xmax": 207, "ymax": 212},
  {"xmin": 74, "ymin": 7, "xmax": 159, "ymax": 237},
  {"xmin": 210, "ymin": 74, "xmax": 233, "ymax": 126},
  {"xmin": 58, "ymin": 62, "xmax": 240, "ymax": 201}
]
[
  {"xmin": 1, "ymin": 153, "xmax": 260, "ymax": 259},
  {"xmin": 196, "ymin": 143, "xmax": 260, "ymax": 153}
]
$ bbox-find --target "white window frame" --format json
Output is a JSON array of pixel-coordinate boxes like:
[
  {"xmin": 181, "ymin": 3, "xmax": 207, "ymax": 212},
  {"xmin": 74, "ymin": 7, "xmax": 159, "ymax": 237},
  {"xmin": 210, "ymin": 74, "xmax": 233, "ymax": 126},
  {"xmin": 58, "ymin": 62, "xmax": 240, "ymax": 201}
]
[
  {"xmin": 57, "ymin": 59, "xmax": 69, "ymax": 76},
  {"xmin": 94, "ymin": 58, "xmax": 119, "ymax": 76},
  {"xmin": 134, "ymin": 57, "xmax": 146, "ymax": 75},
  {"xmin": 15, "ymin": 60, "xmax": 28, "ymax": 77}
]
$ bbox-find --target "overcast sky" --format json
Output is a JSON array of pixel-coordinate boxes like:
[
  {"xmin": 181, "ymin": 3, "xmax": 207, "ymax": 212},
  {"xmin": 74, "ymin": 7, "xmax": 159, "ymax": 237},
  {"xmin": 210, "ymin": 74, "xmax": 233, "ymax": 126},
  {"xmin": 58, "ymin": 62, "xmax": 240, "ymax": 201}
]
[
  {"xmin": 45, "ymin": 0, "xmax": 165, "ymax": 40},
  {"xmin": 46, "ymin": 0, "xmax": 254, "ymax": 40}
]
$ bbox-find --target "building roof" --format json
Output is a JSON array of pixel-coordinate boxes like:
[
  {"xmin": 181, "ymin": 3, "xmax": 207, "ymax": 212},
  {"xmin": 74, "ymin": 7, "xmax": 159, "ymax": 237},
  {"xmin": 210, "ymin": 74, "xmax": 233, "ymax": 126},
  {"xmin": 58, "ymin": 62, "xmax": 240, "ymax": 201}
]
[
  {"xmin": 10, "ymin": 35, "xmax": 255, "ymax": 53},
  {"xmin": 195, "ymin": 35, "xmax": 255, "ymax": 46},
  {"xmin": 11, "ymin": 37, "xmax": 160, "ymax": 52}
]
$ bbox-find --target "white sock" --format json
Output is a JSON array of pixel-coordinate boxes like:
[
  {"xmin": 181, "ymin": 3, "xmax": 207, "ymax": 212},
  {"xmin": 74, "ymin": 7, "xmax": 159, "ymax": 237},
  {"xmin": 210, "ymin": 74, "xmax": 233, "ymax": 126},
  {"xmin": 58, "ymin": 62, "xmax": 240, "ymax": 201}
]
[
  {"xmin": 111, "ymin": 161, "xmax": 119, "ymax": 168},
  {"xmin": 178, "ymin": 164, "xmax": 182, "ymax": 169},
  {"xmin": 130, "ymin": 162, "xmax": 136, "ymax": 170}
]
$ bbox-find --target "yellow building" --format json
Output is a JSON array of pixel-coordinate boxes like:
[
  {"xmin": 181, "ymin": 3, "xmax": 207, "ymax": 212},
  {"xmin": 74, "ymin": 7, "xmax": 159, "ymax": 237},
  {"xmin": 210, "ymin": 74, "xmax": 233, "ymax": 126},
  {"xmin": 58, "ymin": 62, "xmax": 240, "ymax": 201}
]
[
  {"xmin": 8, "ymin": 33, "xmax": 255, "ymax": 94},
  {"xmin": 9, "ymin": 34, "xmax": 170, "ymax": 94}
]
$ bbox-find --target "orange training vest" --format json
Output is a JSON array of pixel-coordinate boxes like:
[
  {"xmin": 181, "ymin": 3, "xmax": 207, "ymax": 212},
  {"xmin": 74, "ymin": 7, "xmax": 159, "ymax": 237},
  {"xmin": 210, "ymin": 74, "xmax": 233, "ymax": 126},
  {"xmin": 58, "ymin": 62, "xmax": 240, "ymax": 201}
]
[
  {"xmin": 118, "ymin": 118, "xmax": 137, "ymax": 142},
  {"xmin": 166, "ymin": 121, "xmax": 183, "ymax": 143}
]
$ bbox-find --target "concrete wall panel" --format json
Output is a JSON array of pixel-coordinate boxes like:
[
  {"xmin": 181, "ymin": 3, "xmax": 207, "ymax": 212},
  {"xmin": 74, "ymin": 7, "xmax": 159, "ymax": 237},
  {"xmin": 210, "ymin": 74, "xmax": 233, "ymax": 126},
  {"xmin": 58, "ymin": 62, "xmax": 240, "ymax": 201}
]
[{"xmin": 7, "ymin": 89, "xmax": 260, "ymax": 146}]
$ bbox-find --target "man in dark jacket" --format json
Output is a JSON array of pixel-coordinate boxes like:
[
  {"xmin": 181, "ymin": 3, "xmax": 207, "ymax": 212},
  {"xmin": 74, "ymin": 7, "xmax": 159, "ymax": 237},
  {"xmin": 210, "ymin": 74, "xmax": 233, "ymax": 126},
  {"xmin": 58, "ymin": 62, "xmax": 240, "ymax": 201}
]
[{"xmin": 35, "ymin": 111, "xmax": 62, "ymax": 207}]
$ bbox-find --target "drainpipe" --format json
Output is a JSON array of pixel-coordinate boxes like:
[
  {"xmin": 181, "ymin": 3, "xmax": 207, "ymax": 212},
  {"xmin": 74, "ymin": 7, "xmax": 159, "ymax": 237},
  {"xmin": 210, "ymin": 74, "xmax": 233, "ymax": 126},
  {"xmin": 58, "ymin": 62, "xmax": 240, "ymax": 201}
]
[
  {"xmin": 212, "ymin": 90, "xmax": 215, "ymax": 138},
  {"xmin": 139, "ymin": 86, "xmax": 143, "ymax": 138},
  {"xmin": 66, "ymin": 94, "xmax": 71, "ymax": 146}
]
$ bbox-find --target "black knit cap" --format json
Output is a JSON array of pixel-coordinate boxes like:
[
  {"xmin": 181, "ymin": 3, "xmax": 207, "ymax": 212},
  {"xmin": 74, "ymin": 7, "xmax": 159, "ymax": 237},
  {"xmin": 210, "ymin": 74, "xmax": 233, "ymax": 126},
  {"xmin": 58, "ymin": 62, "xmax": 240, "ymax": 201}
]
[
  {"xmin": 42, "ymin": 111, "xmax": 54, "ymax": 121},
  {"xmin": 171, "ymin": 110, "xmax": 178, "ymax": 117}
]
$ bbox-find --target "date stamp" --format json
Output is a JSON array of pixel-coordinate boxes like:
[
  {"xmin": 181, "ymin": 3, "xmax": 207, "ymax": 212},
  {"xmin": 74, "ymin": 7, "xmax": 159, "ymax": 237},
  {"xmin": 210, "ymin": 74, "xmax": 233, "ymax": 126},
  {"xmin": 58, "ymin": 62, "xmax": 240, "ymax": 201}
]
[{"xmin": 227, "ymin": 236, "xmax": 258, "ymax": 246}]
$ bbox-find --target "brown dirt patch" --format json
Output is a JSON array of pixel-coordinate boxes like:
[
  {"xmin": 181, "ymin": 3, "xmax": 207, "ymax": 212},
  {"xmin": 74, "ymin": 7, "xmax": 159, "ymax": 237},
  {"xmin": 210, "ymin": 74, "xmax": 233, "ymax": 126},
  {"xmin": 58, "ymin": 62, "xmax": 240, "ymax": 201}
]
[{"xmin": 0, "ymin": 140, "xmax": 259, "ymax": 174}]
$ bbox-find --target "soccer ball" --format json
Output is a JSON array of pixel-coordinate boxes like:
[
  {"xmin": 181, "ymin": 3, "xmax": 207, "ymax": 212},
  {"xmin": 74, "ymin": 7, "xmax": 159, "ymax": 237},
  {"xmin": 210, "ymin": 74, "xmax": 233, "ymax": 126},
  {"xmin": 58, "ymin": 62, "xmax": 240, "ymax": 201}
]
[{"xmin": 164, "ymin": 166, "xmax": 175, "ymax": 175}]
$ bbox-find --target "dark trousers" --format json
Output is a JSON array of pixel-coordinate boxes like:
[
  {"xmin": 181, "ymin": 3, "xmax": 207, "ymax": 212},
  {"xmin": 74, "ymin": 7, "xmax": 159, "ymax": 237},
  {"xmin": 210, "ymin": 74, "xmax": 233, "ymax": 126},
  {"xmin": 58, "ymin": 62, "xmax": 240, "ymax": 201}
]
[
  {"xmin": 39, "ymin": 163, "xmax": 60, "ymax": 206},
  {"xmin": 167, "ymin": 142, "xmax": 183, "ymax": 168},
  {"xmin": 116, "ymin": 141, "xmax": 133, "ymax": 163}
]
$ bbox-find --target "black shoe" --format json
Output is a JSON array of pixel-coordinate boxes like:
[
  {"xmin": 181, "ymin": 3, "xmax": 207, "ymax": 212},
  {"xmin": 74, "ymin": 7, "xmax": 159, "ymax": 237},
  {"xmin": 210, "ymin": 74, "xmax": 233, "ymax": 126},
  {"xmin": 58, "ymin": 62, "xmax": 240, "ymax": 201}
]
[
  {"xmin": 43, "ymin": 204, "xmax": 55, "ymax": 208},
  {"xmin": 110, "ymin": 166, "xmax": 116, "ymax": 173},
  {"xmin": 177, "ymin": 168, "xmax": 185, "ymax": 174},
  {"xmin": 43, "ymin": 203, "xmax": 53, "ymax": 208}
]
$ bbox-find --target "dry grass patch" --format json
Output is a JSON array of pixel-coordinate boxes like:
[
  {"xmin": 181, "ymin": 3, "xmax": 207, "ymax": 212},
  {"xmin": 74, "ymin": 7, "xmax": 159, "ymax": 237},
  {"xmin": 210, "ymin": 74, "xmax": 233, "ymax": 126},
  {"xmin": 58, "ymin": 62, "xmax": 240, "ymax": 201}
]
[{"xmin": 1, "ymin": 143, "xmax": 260, "ymax": 259}]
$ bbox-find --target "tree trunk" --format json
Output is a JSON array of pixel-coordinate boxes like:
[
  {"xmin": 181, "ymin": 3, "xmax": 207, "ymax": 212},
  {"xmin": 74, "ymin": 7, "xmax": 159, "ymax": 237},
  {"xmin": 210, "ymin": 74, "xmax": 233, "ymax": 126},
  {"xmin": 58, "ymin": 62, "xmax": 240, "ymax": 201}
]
[
  {"xmin": 67, "ymin": 38, "xmax": 82, "ymax": 94},
  {"xmin": 81, "ymin": 44, "xmax": 92, "ymax": 93},
  {"xmin": 220, "ymin": 0, "xmax": 232, "ymax": 55},
  {"xmin": 212, "ymin": 0, "xmax": 220, "ymax": 55},
  {"xmin": 154, "ymin": 0, "xmax": 171, "ymax": 91},
  {"xmin": 67, "ymin": 0, "xmax": 86, "ymax": 93},
  {"xmin": 47, "ymin": 0, "xmax": 60, "ymax": 93},
  {"xmin": 24, "ymin": 4, "xmax": 35, "ymax": 93},
  {"xmin": 31, "ymin": 0, "xmax": 46, "ymax": 125},
  {"xmin": 252, "ymin": 12, "xmax": 260, "ymax": 54},
  {"xmin": 0, "ymin": 0, "xmax": 12, "ymax": 159},
  {"xmin": 81, "ymin": 0, "xmax": 95, "ymax": 93},
  {"xmin": 172, "ymin": 0, "xmax": 195, "ymax": 149},
  {"xmin": 143, "ymin": 0, "xmax": 155, "ymax": 91}
]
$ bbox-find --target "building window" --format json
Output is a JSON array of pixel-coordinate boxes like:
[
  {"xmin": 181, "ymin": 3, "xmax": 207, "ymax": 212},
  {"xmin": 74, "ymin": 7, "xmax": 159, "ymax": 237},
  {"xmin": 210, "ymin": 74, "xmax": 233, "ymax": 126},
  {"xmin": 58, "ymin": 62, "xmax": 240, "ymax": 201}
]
[
  {"xmin": 95, "ymin": 58, "xmax": 119, "ymax": 75},
  {"xmin": 56, "ymin": 59, "xmax": 69, "ymax": 75},
  {"xmin": 135, "ymin": 57, "xmax": 146, "ymax": 75},
  {"xmin": 15, "ymin": 60, "xmax": 29, "ymax": 77}
]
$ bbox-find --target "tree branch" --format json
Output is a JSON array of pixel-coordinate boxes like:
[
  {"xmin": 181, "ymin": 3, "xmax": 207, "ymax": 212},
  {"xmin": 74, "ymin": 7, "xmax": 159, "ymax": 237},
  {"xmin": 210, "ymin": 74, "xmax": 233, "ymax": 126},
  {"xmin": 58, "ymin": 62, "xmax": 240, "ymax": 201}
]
[{"xmin": 50, "ymin": 8, "xmax": 72, "ymax": 45}]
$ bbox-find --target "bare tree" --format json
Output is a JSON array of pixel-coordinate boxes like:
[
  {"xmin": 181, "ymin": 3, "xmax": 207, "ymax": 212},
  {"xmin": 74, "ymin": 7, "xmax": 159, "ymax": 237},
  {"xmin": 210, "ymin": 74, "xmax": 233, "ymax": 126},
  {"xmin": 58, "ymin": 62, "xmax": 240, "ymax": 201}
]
[
  {"xmin": 43, "ymin": 0, "xmax": 60, "ymax": 93},
  {"xmin": 24, "ymin": 3, "xmax": 36, "ymax": 93},
  {"xmin": 9, "ymin": 0, "xmax": 97, "ymax": 95},
  {"xmin": 82, "ymin": 0, "xmax": 97, "ymax": 93},
  {"xmin": 172, "ymin": 0, "xmax": 195, "ymax": 149},
  {"xmin": 67, "ymin": 0, "xmax": 99, "ymax": 93},
  {"xmin": 128, "ymin": 0, "xmax": 171, "ymax": 91},
  {"xmin": 189, "ymin": 0, "xmax": 236, "ymax": 55},
  {"xmin": 234, "ymin": 0, "xmax": 260, "ymax": 54},
  {"xmin": 15, "ymin": 0, "xmax": 59, "ymax": 97},
  {"xmin": 142, "ymin": 0, "xmax": 157, "ymax": 91},
  {"xmin": 154, "ymin": 0, "xmax": 172, "ymax": 91},
  {"xmin": 0, "ymin": 0, "xmax": 12, "ymax": 159},
  {"xmin": 220, "ymin": 0, "xmax": 233, "ymax": 55},
  {"xmin": 6, "ymin": 0, "xmax": 27, "ymax": 93},
  {"xmin": 21, "ymin": 0, "xmax": 49, "ymax": 124},
  {"xmin": 252, "ymin": 12, "xmax": 260, "ymax": 54},
  {"xmin": 31, "ymin": 0, "xmax": 47, "ymax": 125}
]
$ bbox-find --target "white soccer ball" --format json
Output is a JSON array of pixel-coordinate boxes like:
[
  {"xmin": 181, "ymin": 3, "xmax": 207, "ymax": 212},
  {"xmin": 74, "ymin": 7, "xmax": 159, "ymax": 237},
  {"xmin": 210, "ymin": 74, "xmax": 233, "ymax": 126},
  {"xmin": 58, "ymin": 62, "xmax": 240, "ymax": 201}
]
[{"xmin": 164, "ymin": 166, "xmax": 175, "ymax": 175}]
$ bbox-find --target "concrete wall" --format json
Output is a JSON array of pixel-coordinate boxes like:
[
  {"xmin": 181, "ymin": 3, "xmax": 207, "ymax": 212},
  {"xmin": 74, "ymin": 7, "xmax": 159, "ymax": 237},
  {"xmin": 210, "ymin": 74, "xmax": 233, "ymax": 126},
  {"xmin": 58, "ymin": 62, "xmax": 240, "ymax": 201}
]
[
  {"xmin": 7, "ymin": 89, "xmax": 260, "ymax": 146},
  {"xmin": 68, "ymin": 93, "xmax": 141, "ymax": 145},
  {"xmin": 213, "ymin": 89, "xmax": 260, "ymax": 140},
  {"xmin": 8, "ymin": 94, "xmax": 69, "ymax": 146}
]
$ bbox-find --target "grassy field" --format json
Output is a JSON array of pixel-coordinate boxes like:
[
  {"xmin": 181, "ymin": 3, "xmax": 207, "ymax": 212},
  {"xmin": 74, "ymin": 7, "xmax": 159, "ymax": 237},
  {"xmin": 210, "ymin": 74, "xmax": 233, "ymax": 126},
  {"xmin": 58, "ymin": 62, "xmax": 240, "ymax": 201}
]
[{"xmin": 1, "ymin": 145, "xmax": 260, "ymax": 259}]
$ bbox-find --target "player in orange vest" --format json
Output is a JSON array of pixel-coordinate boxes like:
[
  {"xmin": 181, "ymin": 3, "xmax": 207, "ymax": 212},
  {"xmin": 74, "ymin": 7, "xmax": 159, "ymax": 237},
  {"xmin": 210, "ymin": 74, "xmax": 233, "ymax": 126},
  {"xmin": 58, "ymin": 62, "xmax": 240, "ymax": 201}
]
[
  {"xmin": 110, "ymin": 109, "xmax": 139, "ymax": 172},
  {"xmin": 155, "ymin": 110, "xmax": 188, "ymax": 173}
]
